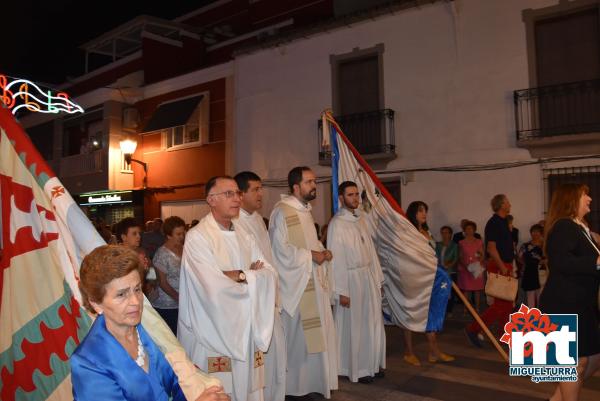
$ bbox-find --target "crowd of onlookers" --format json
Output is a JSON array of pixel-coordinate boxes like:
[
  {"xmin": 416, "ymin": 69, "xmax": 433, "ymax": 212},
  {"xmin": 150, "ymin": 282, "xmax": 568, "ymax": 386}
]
[
  {"xmin": 89, "ymin": 199, "xmax": 594, "ymax": 342},
  {"xmin": 433, "ymin": 212, "xmax": 600, "ymax": 317},
  {"xmin": 91, "ymin": 216, "xmax": 199, "ymax": 248},
  {"xmin": 89, "ymin": 207, "xmax": 550, "ymax": 340},
  {"xmin": 77, "ymin": 182, "xmax": 599, "ymax": 400},
  {"xmin": 91, "ymin": 216, "xmax": 199, "ymax": 335},
  {"xmin": 433, "ymin": 216, "xmax": 548, "ymax": 314}
]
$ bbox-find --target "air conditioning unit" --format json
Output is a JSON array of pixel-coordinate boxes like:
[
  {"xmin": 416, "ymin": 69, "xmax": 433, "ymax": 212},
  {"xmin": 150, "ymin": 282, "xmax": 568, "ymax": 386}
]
[{"xmin": 123, "ymin": 108, "xmax": 140, "ymax": 130}]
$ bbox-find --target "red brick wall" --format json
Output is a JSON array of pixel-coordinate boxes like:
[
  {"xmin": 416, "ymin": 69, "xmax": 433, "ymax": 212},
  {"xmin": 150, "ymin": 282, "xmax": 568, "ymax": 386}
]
[
  {"xmin": 66, "ymin": 58, "xmax": 143, "ymax": 97},
  {"xmin": 66, "ymin": 0, "xmax": 333, "ymax": 97},
  {"xmin": 132, "ymin": 78, "xmax": 227, "ymax": 219},
  {"xmin": 142, "ymin": 36, "xmax": 205, "ymax": 84}
]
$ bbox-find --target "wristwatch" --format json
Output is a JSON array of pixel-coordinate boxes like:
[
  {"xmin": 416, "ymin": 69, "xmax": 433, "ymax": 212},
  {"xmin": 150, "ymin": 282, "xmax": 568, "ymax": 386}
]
[{"xmin": 237, "ymin": 271, "xmax": 247, "ymax": 283}]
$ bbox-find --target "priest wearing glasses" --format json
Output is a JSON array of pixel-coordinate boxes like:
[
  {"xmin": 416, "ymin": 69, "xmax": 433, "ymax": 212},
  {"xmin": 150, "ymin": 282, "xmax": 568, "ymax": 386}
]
[{"xmin": 178, "ymin": 176, "xmax": 278, "ymax": 401}]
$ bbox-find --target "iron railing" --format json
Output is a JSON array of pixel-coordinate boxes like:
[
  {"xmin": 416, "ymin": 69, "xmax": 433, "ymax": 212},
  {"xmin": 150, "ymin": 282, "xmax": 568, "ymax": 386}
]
[
  {"xmin": 515, "ymin": 79, "xmax": 600, "ymax": 140},
  {"xmin": 318, "ymin": 108, "xmax": 395, "ymax": 163}
]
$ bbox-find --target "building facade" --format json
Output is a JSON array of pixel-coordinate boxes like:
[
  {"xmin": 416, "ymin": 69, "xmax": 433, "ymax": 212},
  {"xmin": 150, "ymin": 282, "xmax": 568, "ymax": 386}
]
[
  {"xmin": 233, "ymin": 0, "xmax": 600, "ymax": 236},
  {"xmin": 16, "ymin": 0, "xmax": 600, "ymax": 234},
  {"xmin": 18, "ymin": 0, "xmax": 337, "ymax": 224}
]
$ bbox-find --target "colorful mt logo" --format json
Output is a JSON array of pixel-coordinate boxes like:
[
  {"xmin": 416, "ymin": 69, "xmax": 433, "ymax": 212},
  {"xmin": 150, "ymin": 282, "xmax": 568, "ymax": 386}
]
[{"xmin": 502, "ymin": 304, "xmax": 578, "ymax": 383}]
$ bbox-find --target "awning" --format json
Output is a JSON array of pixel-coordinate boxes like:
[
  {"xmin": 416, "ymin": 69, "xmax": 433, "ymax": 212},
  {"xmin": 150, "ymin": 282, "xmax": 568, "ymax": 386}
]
[{"xmin": 142, "ymin": 95, "xmax": 203, "ymax": 133}]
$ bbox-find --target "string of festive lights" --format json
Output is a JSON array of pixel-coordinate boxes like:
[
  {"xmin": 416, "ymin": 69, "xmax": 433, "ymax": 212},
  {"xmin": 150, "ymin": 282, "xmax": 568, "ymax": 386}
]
[{"xmin": 0, "ymin": 74, "xmax": 84, "ymax": 115}]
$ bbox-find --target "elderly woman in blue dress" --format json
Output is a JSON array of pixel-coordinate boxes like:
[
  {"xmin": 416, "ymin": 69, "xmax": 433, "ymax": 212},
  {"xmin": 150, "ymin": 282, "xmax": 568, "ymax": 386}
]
[{"xmin": 71, "ymin": 245, "xmax": 229, "ymax": 401}]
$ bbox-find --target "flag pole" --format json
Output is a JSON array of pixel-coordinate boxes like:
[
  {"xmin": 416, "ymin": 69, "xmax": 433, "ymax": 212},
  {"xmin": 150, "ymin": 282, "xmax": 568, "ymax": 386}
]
[
  {"xmin": 322, "ymin": 110, "xmax": 507, "ymax": 361},
  {"xmin": 452, "ymin": 282, "xmax": 508, "ymax": 361}
]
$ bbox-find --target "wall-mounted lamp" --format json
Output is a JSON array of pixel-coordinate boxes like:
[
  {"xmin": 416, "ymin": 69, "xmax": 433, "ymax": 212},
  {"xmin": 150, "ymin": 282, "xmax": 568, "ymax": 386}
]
[{"xmin": 119, "ymin": 138, "xmax": 148, "ymax": 188}]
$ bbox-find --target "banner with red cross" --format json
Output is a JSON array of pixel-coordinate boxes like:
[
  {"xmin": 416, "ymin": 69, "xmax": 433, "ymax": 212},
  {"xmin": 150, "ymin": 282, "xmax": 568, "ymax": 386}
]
[
  {"xmin": 0, "ymin": 105, "xmax": 223, "ymax": 401},
  {"xmin": 0, "ymin": 105, "xmax": 98, "ymax": 401}
]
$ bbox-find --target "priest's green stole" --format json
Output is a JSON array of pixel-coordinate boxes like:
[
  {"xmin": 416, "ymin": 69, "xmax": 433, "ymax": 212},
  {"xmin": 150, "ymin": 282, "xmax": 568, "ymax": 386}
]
[{"xmin": 280, "ymin": 204, "xmax": 326, "ymax": 354}]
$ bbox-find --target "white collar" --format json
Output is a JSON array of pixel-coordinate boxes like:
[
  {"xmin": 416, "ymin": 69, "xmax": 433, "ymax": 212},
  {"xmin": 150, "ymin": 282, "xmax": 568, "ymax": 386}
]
[
  {"xmin": 338, "ymin": 207, "xmax": 360, "ymax": 221},
  {"xmin": 280, "ymin": 194, "xmax": 312, "ymax": 212},
  {"xmin": 240, "ymin": 208, "xmax": 253, "ymax": 218}
]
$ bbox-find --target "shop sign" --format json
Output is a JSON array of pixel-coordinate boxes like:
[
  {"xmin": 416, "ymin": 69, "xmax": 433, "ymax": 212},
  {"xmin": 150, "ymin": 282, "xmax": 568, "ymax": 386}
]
[{"xmin": 78, "ymin": 191, "xmax": 133, "ymax": 206}]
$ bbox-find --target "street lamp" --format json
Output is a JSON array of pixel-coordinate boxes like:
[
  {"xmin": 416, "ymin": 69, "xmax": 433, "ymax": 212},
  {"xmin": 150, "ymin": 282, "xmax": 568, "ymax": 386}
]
[{"xmin": 119, "ymin": 138, "xmax": 148, "ymax": 188}]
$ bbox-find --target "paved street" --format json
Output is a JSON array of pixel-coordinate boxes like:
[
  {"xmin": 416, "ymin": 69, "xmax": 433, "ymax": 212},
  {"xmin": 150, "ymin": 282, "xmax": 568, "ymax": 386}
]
[{"xmin": 287, "ymin": 307, "xmax": 600, "ymax": 401}]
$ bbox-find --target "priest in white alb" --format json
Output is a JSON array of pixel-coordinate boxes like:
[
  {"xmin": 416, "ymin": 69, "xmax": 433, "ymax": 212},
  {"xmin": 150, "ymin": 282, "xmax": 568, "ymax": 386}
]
[
  {"xmin": 327, "ymin": 180, "xmax": 386, "ymax": 384},
  {"xmin": 233, "ymin": 171, "xmax": 286, "ymax": 401},
  {"xmin": 178, "ymin": 176, "xmax": 277, "ymax": 401},
  {"xmin": 269, "ymin": 166, "xmax": 338, "ymax": 398}
]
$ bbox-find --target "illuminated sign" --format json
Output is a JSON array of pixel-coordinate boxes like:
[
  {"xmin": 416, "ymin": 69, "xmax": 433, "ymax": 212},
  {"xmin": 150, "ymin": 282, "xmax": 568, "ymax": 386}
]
[
  {"xmin": 0, "ymin": 74, "xmax": 84, "ymax": 115},
  {"xmin": 88, "ymin": 194, "xmax": 122, "ymax": 203},
  {"xmin": 78, "ymin": 191, "xmax": 133, "ymax": 206}
]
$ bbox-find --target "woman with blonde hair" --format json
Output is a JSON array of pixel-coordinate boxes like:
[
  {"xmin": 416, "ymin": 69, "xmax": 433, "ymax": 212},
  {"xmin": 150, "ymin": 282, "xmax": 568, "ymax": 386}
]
[{"xmin": 539, "ymin": 183, "xmax": 600, "ymax": 401}]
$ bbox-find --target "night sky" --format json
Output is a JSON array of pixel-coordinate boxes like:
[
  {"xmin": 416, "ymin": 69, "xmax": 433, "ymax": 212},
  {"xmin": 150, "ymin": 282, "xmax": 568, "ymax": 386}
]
[{"xmin": 1, "ymin": 1, "xmax": 215, "ymax": 86}]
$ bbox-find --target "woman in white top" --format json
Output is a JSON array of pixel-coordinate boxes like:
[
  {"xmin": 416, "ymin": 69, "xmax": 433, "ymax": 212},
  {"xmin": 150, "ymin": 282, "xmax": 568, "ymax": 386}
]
[{"xmin": 152, "ymin": 216, "xmax": 186, "ymax": 335}]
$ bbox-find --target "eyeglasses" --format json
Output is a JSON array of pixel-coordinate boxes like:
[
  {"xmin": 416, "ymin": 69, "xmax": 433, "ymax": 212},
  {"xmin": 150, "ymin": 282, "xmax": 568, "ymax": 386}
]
[{"xmin": 209, "ymin": 190, "xmax": 242, "ymax": 199}]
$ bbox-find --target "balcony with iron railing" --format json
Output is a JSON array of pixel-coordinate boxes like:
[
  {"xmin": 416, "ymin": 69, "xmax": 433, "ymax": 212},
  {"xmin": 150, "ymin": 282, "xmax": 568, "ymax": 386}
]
[
  {"xmin": 514, "ymin": 79, "xmax": 600, "ymax": 157},
  {"xmin": 318, "ymin": 109, "xmax": 396, "ymax": 165},
  {"xmin": 50, "ymin": 149, "xmax": 107, "ymax": 178},
  {"xmin": 47, "ymin": 149, "xmax": 109, "ymax": 194},
  {"xmin": 62, "ymin": 149, "xmax": 107, "ymax": 176}
]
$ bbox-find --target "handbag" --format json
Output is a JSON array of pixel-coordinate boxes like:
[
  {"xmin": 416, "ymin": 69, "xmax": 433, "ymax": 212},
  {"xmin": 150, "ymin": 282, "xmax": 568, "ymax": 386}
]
[{"xmin": 485, "ymin": 272, "xmax": 518, "ymax": 301}]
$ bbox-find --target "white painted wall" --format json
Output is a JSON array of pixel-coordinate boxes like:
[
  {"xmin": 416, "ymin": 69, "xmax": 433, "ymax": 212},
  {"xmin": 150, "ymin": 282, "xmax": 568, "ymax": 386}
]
[{"xmin": 233, "ymin": 0, "xmax": 593, "ymax": 237}]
